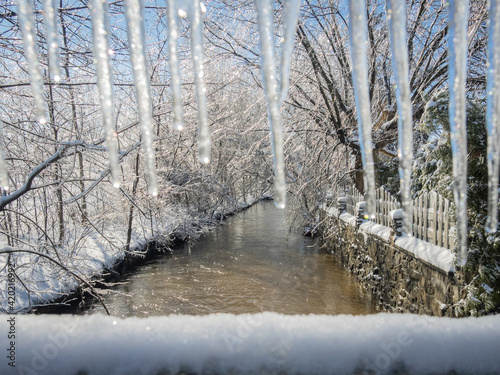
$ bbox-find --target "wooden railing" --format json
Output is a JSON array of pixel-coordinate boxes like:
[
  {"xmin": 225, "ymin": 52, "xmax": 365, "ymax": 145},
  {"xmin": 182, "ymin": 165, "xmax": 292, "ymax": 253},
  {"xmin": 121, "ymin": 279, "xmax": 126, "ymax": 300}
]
[{"xmin": 330, "ymin": 185, "xmax": 456, "ymax": 250}]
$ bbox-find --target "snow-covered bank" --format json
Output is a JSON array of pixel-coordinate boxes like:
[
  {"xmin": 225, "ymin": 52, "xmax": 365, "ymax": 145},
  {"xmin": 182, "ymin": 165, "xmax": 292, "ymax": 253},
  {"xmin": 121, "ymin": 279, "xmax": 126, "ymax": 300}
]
[
  {"xmin": 0, "ymin": 197, "xmax": 265, "ymax": 313},
  {"xmin": 1, "ymin": 312, "xmax": 499, "ymax": 375}
]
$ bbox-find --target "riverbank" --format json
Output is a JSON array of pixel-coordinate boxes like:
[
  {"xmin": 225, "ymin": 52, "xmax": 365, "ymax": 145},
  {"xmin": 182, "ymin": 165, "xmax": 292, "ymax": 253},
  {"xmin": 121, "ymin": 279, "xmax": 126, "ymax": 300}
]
[
  {"xmin": 0, "ymin": 196, "xmax": 268, "ymax": 314},
  {"xmin": 85, "ymin": 200, "xmax": 376, "ymax": 317}
]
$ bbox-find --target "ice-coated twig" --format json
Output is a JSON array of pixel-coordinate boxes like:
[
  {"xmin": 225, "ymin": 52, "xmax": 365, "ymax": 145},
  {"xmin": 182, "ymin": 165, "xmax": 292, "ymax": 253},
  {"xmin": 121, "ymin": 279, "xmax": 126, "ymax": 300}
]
[
  {"xmin": 386, "ymin": 0, "xmax": 413, "ymax": 235},
  {"xmin": 167, "ymin": 0, "xmax": 184, "ymax": 131},
  {"xmin": 17, "ymin": 0, "xmax": 47, "ymax": 124},
  {"xmin": 448, "ymin": 0, "xmax": 469, "ymax": 264},
  {"xmin": 124, "ymin": 0, "xmax": 158, "ymax": 195},
  {"xmin": 348, "ymin": 0, "xmax": 376, "ymax": 217},
  {"xmin": 278, "ymin": 0, "xmax": 301, "ymax": 106},
  {"xmin": 91, "ymin": 0, "xmax": 121, "ymax": 188},
  {"xmin": 42, "ymin": 0, "xmax": 61, "ymax": 82},
  {"xmin": 255, "ymin": 0, "xmax": 287, "ymax": 209},
  {"xmin": 189, "ymin": 0, "xmax": 210, "ymax": 164},
  {"xmin": 486, "ymin": 0, "xmax": 500, "ymax": 233}
]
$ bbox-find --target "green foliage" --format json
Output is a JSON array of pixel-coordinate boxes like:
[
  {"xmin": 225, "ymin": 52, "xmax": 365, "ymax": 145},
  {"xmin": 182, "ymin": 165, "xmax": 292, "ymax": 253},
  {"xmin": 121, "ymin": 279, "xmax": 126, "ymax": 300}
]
[
  {"xmin": 375, "ymin": 153, "xmax": 400, "ymax": 196},
  {"xmin": 413, "ymin": 90, "xmax": 500, "ymax": 316}
]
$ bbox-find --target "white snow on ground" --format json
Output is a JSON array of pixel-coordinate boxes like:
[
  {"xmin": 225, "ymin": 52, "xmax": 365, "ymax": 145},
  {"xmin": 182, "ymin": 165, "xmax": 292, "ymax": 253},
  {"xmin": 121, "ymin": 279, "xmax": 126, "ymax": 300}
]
[
  {"xmin": 0, "ymin": 199, "xmax": 260, "ymax": 313},
  {"xmin": 0, "ymin": 313, "xmax": 499, "ymax": 375}
]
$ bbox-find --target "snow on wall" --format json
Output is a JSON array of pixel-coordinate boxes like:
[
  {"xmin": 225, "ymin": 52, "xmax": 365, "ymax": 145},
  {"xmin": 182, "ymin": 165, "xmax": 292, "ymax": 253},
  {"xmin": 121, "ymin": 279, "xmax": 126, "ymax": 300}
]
[
  {"xmin": 1, "ymin": 312, "xmax": 499, "ymax": 375},
  {"xmin": 328, "ymin": 208, "xmax": 456, "ymax": 273}
]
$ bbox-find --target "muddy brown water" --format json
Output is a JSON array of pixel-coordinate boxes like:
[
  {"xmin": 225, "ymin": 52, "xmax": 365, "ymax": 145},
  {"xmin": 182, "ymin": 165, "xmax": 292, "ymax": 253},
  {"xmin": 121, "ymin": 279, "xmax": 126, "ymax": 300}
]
[{"xmin": 86, "ymin": 201, "xmax": 376, "ymax": 317}]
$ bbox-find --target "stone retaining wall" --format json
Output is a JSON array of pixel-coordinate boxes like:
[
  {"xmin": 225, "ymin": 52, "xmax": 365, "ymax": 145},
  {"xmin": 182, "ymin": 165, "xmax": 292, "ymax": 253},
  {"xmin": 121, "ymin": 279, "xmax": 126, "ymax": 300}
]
[{"xmin": 321, "ymin": 213, "xmax": 465, "ymax": 317}]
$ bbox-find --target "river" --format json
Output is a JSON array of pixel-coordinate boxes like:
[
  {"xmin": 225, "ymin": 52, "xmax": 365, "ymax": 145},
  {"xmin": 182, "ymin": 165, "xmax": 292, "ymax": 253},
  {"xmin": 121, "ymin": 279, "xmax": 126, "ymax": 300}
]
[{"xmin": 86, "ymin": 201, "xmax": 376, "ymax": 317}]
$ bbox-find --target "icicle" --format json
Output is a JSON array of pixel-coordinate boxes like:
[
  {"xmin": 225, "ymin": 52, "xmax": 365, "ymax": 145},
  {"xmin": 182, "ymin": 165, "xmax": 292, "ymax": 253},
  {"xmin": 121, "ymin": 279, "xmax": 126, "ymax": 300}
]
[
  {"xmin": 17, "ymin": 0, "xmax": 47, "ymax": 124},
  {"xmin": 255, "ymin": 0, "xmax": 287, "ymax": 209},
  {"xmin": 42, "ymin": 0, "xmax": 61, "ymax": 82},
  {"xmin": 0, "ymin": 124, "xmax": 9, "ymax": 192},
  {"xmin": 189, "ymin": 0, "xmax": 210, "ymax": 164},
  {"xmin": 486, "ymin": 0, "xmax": 500, "ymax": 233},
  {"xmin": 278, "ymin": 0, "xmax": 301, "ymax": 106},
  {"xmin": 124, "ymin": 0, "xmax": 158, "ymax": 195},
  {"xmin": 448, "ymin": 0, "xmax": 469, "ymax": 264},
  {"xmin": 91, "ymin": 0, "xmax": 121, "ymax": 188},
  {"xmin": 386, "ymin": 0, "xmax": 413, "ymax": 235},
  {"xmin": 348, "ymin": 0, "xmax": 376, "ymax": 217},
  {"xmin": 167, "ymin": 0, "xmax": 184, "ymax": 131}
]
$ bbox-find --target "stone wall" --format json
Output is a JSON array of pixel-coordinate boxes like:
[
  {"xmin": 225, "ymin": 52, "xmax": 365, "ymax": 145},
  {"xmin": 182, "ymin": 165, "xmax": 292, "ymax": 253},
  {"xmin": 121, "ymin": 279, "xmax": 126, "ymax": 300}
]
[{"xmin": 321, "ymin": 213, "xmax": 465, "ymax": 317}]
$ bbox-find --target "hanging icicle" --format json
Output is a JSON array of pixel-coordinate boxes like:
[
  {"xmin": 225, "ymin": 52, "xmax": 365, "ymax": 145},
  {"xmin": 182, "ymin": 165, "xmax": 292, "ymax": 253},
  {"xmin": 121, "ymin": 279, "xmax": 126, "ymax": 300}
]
[
  {"xmin": 189, "ymin": 0, "xmax": 210, "ymax": 164},
  {"xmin": 124, "ymin": 0, "xmax": 158, "ymax": 196},
  {"xmin": 91, "ymin": 0, "xmax": 121, "ymax": 188},
  {"xmin": 0, "ymin": 123, "xmax": 9, "ymax": 192},
  {"xmin": 17, "ymin": 0, "xmax": 47, "ymax": 124},
  {"xmin": 42, "ymin": 0, "xmax": 61, "ymax": 82},
  {"xmin": 278, "ymin": 0, "xmax": 301, "ymax": 106},
  {"xmin": 348, "ymin": 0, "xmax": 376, "ymax": 217},
  {"xmin": 386, "ymin": 0, "xmax": 413, "ymax": 235},
  {"xmin": 448, "ymin": 0, "xmax": 469, "ymax": 264},
  {"xmin": 167, "ymin": 0, "xmax": 184, "ymax": 131},
  {"xmin": 486, "ymin": 0, "xmax": 500, "ymax": 233},
  {"xmin": 255, "ymin": 0, "xmax": 287, "ymax": 209}
]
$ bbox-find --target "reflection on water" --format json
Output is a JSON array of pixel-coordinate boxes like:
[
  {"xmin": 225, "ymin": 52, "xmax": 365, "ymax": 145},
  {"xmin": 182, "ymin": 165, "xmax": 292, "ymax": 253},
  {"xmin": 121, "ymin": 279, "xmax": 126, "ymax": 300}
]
[{"xmin": 87, "ymin": 201, "xmax": 376, "ymax": 317}]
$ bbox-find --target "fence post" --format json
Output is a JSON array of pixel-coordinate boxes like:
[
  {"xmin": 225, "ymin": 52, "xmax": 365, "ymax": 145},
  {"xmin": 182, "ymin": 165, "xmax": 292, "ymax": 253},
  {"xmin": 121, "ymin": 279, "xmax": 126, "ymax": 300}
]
[
  {"xmin": 338, "ymin": 197, "xmax": 347, "ymax": 214},
  {"xmin": 356, "ymin": 201, "xmax": 367, "ymax": 228},
  {"xmin": 389, "ymin": 208, "xmax": 404, "ymax": 242}
]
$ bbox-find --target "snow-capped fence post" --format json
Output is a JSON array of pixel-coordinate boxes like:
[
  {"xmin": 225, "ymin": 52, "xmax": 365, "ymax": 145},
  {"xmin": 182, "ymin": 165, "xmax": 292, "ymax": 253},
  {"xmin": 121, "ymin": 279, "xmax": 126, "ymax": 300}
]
[
  {"xmin": 356, "ymin": 201, "xmax": 367, "ymax": 228},
  {"xmin": 337, "ymin": 197, "xmax": 347, "ymax": 214},
  {"xmin": 389, "ymin": 208, "xmax": 404, "ymax": 242}
]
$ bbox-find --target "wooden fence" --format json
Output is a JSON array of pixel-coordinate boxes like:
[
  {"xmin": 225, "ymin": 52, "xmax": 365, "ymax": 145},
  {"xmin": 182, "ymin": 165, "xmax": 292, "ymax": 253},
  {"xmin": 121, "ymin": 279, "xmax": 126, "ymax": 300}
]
[
  {"xmin": 375, "ymin": 187, "xmax": 401, "ymax": 227},
  {"xmin": 331, "ymin": 185, "xmax": 456, "ymax": 250}
]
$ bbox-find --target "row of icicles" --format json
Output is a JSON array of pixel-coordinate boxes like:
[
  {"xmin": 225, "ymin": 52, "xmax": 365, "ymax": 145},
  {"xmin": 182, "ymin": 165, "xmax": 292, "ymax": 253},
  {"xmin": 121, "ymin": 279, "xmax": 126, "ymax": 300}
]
[{"xmin": 0, "ymin": 0, "xmax": 499, "ymax": 265}]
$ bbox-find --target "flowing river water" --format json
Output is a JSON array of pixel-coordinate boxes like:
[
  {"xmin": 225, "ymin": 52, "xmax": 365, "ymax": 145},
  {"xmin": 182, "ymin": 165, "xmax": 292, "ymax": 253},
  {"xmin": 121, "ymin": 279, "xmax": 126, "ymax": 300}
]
[{"xmin": 87, "ymin": 201, "xmax": 376, "ymax": 317}]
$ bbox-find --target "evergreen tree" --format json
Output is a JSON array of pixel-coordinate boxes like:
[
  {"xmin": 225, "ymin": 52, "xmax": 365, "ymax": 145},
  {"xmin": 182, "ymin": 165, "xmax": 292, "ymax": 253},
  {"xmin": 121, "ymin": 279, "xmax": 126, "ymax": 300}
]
[{"xmin": 413, "ymin": 90, "xmax": 500, "ymax": 316}]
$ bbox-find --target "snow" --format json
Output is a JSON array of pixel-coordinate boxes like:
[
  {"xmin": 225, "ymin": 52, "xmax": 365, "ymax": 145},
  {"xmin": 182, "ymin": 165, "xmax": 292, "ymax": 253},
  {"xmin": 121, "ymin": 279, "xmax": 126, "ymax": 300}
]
[
  {"xmin": 359, "ymin": 220, "xmax": 391, "ymax": 242},
  {"xmin": 339, "ymin": 212, "xmax": 357, "ymax": 227},
  {"xmin": 324, "ymin": 207, "xmax": 455, "ymax": 273},
  {"xmin": 1, "ymin": 312, "xmax": 499, "ymax": 375},
  {"xmin": 395, "ymin": 236, "xmax": 455, "ymax": 273},
  {"xmin": 389, "ymin": 208, "xmax": 404, "ymax": 220},
  {"xmin": 0, "ymin": 198, "xmax": 260, "ymax": 313}
]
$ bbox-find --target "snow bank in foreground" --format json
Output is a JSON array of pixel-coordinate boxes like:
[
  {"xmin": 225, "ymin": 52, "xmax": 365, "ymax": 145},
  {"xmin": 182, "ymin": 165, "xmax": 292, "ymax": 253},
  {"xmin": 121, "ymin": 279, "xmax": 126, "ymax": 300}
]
[{"xmin": 1, "ymin": 313, "xmax": 499, "ymax": 375}]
